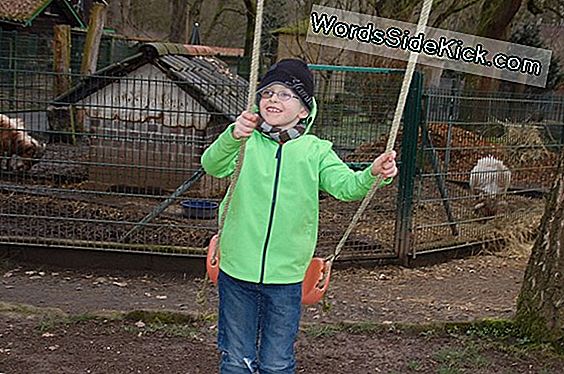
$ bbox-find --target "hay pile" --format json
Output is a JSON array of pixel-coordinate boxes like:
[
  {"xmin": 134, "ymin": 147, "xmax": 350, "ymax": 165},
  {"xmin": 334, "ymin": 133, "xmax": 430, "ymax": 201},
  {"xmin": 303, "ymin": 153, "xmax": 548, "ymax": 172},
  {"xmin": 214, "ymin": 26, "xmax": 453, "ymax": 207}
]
[{"xmin": 346, "ymin": 121, "xmax": 558, "ymax": 188}]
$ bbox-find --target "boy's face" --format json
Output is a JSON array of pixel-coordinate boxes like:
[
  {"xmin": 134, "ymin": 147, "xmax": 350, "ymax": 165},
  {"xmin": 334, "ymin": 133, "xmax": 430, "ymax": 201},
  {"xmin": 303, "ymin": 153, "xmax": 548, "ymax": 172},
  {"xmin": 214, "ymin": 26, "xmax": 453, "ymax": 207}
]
[{"xmin": 259, "ymin": 84, "xmax": 309, "ymax": 130}]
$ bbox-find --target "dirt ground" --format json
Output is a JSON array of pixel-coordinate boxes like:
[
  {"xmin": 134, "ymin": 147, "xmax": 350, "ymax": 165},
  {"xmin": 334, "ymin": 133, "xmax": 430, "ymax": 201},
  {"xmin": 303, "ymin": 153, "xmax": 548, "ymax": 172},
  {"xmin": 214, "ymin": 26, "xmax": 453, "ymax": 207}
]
[{"xmin": 1, "ymin": 249, "xmax": 563, "ymax": 373}]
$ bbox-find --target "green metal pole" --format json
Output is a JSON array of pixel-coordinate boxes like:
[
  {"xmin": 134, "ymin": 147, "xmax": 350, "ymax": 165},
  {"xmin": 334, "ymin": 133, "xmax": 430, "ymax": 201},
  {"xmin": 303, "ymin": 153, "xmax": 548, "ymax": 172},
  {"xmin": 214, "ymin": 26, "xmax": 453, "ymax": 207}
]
[{"xmin": 394, "ymin": 71, "xmax": 422, "ymax": 265}]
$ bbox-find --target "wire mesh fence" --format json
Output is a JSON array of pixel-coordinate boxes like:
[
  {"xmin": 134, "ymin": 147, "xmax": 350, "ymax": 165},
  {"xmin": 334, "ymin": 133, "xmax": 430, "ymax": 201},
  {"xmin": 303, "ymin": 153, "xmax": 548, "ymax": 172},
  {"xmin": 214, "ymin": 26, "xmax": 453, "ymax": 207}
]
[
  {"xmin": 412, "ymin": 88, "xmax": 563, "ymax": 255},
  {"xmin": 309, "ymin": 65, "xmax": 417, "ymax": 260},
  {"xmin": 0, "ymin": 27, "xmax": 137, "ymax": 74},
  {"xmin": 0, "ymin": 57, "xmax": 246, "ymax": 255},
  {"xmin": 1, "ymin": 56, "xmax": 562, "ymax": 263}
]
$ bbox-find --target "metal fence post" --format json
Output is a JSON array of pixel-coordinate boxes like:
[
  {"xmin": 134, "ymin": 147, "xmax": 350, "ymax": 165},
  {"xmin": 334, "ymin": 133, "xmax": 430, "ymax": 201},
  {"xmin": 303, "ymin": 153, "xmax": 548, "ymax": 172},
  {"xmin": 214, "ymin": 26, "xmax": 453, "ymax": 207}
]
[{"xmin": 394, "ymin": 71, "xmax": 422, "ymax": 265}]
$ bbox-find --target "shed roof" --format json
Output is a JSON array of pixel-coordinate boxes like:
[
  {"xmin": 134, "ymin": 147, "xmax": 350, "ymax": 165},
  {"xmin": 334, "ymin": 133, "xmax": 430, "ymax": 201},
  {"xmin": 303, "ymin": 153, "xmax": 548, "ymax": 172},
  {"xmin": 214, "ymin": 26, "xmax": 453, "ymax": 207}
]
[
  {"xmin": 52, "ymin": 42, "xmax": 249, "ymax": 123},
  {"xmin": 0, "ymin": 0, "xmax": 85, "ymax": 28}
]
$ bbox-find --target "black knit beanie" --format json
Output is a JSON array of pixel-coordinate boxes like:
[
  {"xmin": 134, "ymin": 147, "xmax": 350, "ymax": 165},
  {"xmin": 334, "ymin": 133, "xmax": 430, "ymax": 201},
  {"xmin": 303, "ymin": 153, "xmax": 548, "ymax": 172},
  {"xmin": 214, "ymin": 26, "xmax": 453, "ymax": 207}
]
[{"xmin": 256, "ymin": 59, "xmax": 314, "ymax": 111}]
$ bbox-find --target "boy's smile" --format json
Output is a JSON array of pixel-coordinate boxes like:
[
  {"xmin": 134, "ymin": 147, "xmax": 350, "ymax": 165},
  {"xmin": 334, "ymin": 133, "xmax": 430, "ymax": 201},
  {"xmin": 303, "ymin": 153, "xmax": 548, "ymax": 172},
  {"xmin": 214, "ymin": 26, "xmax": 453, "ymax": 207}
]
[{"xmin": 259, "ymin": 84, "xmax": 309, "ymax": 130}]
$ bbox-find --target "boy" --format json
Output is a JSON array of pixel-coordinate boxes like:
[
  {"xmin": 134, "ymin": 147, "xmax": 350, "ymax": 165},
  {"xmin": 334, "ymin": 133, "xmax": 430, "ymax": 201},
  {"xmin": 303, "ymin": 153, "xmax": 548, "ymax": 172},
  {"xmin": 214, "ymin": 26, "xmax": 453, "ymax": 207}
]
[{"xmin": 201, "ymin": 59, "xmax": 397, "ymax": 373}]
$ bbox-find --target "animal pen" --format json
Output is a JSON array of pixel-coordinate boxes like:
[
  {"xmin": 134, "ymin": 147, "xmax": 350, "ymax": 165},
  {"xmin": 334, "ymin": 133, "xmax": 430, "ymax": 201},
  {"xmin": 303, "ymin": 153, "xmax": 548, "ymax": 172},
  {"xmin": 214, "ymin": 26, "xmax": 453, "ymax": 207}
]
[{"xmin": 1, "ymin": 43, "xmax": 563, "ymax": 266}]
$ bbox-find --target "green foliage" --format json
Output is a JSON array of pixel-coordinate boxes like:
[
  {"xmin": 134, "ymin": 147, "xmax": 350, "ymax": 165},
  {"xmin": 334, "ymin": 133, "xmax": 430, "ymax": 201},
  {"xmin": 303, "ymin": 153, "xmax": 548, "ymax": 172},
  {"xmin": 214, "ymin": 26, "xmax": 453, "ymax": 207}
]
[
  {"xmin": 406, "ymin": 360, "xmax": 423, "ymax": 371},
  {"xmin": 35, "ymin": 313, "xmax": 99, "ymax": 333},
  {"xmin": 302, "ymin": 324, "xmax": 344, "ymax": 338},
  {"xmin": 434, "ymin": 341, "xmax": 491, "ymax": 372},
  {"xmin": 124, "ymin": 310, "xmax": 199, "ymax": 325}
]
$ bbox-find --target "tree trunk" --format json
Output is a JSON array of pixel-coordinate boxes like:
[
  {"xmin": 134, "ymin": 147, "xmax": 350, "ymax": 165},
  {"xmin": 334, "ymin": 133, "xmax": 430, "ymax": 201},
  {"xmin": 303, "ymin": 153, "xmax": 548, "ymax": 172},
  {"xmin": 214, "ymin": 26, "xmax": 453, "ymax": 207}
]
[
  {"xmin": 119, "ymin": 0, "xmax": 133, "ymax": 35},
  {"xmin": 81, "ymin": 3, "xmax": 108, "ymax": 75},
  {"xmin": 243, "ymin": 0, "xmax": 256, "ymax": 57},
  {"xmin": 473, "ymin": 0, "xmax": 522, "ymax": 92},
  {"xmin": 515, "ymin": 148, "xmax": 564, "ymax": 352},
  {"xmin": 169, "ymin": 0, "xmax": 189, "ymax": 42},
  {"xmin": 107, "ymin": 0, "xmax": 124, "ymax": 34}
]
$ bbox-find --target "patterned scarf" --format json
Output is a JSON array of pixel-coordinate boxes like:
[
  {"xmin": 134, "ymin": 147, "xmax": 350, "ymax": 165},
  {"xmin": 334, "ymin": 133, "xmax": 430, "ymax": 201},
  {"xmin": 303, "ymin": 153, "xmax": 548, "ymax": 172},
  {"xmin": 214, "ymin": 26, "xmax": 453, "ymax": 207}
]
[{"xmin": 256, "ymin": 119, "xmax": 307, "ymax": 144}]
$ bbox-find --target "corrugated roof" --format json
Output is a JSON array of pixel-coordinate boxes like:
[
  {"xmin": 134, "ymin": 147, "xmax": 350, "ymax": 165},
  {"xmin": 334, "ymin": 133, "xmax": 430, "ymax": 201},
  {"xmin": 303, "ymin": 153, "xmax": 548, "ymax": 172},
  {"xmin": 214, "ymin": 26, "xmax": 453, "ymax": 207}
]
[
  {"xmin": 157, "ymin": 55, "xmax": 247, "ymax": 121},
  {"xmin": 0, "ymin": 0, "xmax": 84, "ymax": 27},
  {"xmin": 52, "ymin": 43, "xmax": 248, "ymax": 123},
  {"xmin": 0, "ymin": 0, "xmax": 49, "ymax": 23},
  {"xmin": 142, "ymin": 43, "xmax": 244, "ymax": 58}
]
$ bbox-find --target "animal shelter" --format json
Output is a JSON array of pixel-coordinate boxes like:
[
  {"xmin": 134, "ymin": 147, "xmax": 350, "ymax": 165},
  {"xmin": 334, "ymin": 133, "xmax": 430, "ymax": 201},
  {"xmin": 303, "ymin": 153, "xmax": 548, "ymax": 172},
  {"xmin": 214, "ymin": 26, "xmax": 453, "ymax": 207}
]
[{"xmin": 49, "ymin": 43, "xmax": 246, "ymax": 196}]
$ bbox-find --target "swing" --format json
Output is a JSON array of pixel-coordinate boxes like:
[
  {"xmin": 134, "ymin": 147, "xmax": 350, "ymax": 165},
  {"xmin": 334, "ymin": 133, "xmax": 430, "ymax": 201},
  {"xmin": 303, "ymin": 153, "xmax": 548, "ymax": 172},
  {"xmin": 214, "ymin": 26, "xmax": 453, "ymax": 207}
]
[{"xmin": 207, "ymin": 0, "xmax": 434, "ymax": 304}]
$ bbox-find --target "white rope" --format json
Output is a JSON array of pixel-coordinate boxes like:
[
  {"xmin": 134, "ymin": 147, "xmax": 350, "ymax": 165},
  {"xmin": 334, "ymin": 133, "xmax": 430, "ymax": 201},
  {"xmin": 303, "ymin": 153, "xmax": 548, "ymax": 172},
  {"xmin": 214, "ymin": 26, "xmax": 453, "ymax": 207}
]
[
  {"xmin": 216, "ymin": 0, "xmax": 265, "ymax": 237},
  {"xmin": 329, "ymin": 0, "xmax": 434, "ymax": 262}
]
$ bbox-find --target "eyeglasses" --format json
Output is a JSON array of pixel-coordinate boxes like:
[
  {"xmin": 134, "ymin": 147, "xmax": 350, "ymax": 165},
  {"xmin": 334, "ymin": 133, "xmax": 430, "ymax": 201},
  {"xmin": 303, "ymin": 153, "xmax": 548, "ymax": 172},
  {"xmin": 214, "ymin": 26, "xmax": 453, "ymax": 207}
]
[{"xmin": 259, "ymin": 89, "xmax": 300, "ymax": 102}]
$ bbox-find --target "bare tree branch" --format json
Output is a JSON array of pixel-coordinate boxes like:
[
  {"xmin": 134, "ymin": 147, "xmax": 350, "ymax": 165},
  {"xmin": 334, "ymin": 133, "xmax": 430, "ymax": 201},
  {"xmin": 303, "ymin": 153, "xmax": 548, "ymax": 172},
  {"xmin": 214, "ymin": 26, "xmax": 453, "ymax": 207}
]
[
  {"xmin": 203, "ymin": 6, "xmax": 246, "ymax": 41},
  {"xmin": 432, "ymin": 0, "xmax": 481, "ymax": 28}
]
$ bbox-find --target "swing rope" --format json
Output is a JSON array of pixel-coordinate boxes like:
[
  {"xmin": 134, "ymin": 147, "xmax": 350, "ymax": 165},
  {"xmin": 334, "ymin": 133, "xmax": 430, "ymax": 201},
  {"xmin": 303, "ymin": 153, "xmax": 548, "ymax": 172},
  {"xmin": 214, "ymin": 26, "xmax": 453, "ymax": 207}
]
[
  {"xmin": 327, "ymin": 0, "xmax": 434, "ymax": 264},
  {"xmin": 213, "ymin": 0, "xmax": 265, "ymax": 255}
]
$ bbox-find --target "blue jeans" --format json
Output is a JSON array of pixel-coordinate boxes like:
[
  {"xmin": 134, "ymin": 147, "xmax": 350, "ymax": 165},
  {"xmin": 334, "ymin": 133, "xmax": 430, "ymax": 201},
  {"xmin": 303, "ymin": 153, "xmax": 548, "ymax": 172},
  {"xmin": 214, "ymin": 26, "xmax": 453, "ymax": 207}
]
[{"xmin": 217, "ymin": 270, "xmax": 302, "ymax": 374}]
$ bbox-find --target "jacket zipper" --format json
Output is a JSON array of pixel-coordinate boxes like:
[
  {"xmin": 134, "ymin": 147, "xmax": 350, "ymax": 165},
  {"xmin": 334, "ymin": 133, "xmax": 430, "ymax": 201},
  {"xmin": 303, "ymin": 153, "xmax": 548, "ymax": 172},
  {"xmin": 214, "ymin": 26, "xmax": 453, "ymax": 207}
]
[{"xmin": 259, "ymin": 144, "xmax": 283, "ymax": 283}]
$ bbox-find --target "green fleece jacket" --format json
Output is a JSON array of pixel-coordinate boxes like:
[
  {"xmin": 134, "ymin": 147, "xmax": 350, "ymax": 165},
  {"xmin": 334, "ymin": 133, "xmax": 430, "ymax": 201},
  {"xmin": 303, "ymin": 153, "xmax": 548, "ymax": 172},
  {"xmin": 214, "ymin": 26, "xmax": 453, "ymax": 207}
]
[{"xmin": 201, "ymin": 100, "xmax": 381, "ymax": 284}]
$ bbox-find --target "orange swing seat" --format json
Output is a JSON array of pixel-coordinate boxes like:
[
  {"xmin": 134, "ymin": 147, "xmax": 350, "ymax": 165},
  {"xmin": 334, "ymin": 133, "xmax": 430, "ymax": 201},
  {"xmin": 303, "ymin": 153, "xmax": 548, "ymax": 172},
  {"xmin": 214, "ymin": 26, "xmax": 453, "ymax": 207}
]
[
  {"xmin": 206, "ymin": 234, "xmax": 220, "ymax": 284},
  {"xmin": 206, "ymin": 234, "xmax": 331, "ymax": 305}
]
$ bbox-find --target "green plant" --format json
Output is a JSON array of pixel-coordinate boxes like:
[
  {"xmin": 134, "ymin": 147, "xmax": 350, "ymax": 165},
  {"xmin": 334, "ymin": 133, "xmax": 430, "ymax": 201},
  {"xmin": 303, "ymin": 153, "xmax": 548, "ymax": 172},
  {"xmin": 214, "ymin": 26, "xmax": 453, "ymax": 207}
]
[
  {"xmin": 437, "ymin": 365, "xmax": 461, "ymax": 374},
  {"xmin": 302, "ymin": 324, "xmax": 343, "ymax": 338},
  {"xmin": 406, "ymin": 360, "xmax": 423, "ymax": 371},
  {"xmin": 434, "ymin": 341, "xmax": 490, "ymax": 372}
]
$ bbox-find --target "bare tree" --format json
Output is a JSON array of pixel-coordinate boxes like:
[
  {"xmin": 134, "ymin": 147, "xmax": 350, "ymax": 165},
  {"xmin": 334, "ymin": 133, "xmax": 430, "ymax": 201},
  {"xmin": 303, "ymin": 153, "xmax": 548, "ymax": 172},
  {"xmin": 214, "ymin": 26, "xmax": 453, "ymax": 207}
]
[
  {"xmin": 121, "ymin": 0, "xmax": 133, "ymax": 34},
  {"xmin": 242, "ymin": 0, "xmax": 257, "ymax": 57},
  {"xmin": 203, "ymin": 0, "xmax": 246, "ymax": 41},
  {"xmin": 168, "ymin": 0, "xmax": 204, "ymax": 43},
  {"xmin": 169, "ymin": 0, "xmax": 189, "ymax": 42},
  {"xmin": 186, "ymin": 0, "xmax": 204, "ymax": 42}
]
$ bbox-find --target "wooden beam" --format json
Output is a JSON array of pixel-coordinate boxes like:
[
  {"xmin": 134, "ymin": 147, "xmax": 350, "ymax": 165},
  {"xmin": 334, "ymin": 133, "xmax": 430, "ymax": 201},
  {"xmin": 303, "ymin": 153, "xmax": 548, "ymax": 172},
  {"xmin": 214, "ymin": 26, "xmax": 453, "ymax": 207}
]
[
  {"xmin": 53, "ymin": 24, "xmax": 71, "ymax": 96},
  {"xmin": 80, "ymin": 2, "xmax": 108, "ymax": 75}
]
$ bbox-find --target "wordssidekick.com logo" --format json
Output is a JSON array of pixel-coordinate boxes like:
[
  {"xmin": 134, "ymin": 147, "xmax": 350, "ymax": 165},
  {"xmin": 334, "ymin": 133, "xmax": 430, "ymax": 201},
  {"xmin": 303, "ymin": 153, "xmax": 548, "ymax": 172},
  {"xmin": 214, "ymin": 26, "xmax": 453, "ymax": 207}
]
[{"xmin": 307, "ymin": 5, "xmax": 551, "ymax": 88}]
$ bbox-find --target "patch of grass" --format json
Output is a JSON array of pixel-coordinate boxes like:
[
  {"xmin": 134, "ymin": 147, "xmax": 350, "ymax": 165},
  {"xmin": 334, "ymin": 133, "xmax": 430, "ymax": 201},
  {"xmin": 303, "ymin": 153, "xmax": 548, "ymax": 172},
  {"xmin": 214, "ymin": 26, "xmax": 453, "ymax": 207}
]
[
  {"xmin": 346, "ymin": 321, "xmax": 385, "ymax": 334},
  {"xmin": 437, "ymin": 365, "xmax": 461, "ymax": 374},
  {"xmin": 122, "ymin": 310, "xmax": 213, "ymax": 339},
  {"xmin": 445, "ymin": 319, "xmax": 519, "ymax": 340},
  {"xmin": 302, "ymin": 324, "xmax": 344, "ymax": 338},
  {"xmin": 434, "ymin": 341, "xmax": 491, "ymax": 372},
  {"xmin": 406, "ymin": 360, "xmax": 423, "ymax": 371},
  {"xmin": 124, "ymin": 310, "xmax": 200, "ymax": 325},
  {"xmin": 36, "ymin": 315, "xmax": 61, "ymax": 333},
  {"xmin": 36, "ymin": 313, "xmax": 100, "ymax": 333},
  {"xmin": 0, "ymin": 301, "xmax": 66, "ymax": 318}
]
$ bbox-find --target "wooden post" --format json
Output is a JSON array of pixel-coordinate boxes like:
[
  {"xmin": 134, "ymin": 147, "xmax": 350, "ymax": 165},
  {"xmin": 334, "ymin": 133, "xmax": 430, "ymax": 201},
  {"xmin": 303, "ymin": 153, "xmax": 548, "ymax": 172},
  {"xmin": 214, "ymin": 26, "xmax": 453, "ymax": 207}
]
[
  {"xmin": 80, "ymin": 2, "xmax": 107, "ymax": 75},
  {"xmin": 48, "ymin": 24, "xmax": 74, "ymax": 143},
  {"xmin": 53, "ymin": 24, "xmax": 71, "ymax": 96}
]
